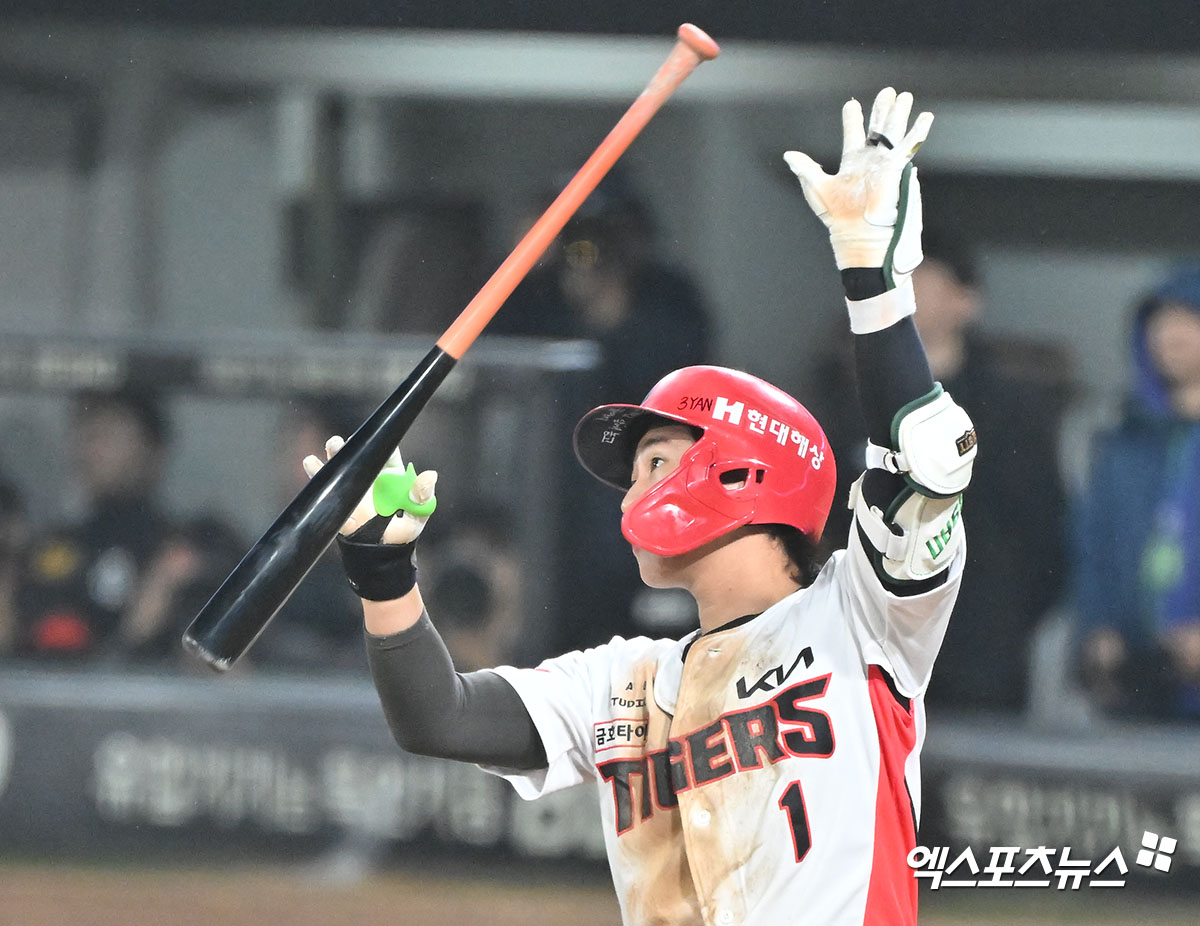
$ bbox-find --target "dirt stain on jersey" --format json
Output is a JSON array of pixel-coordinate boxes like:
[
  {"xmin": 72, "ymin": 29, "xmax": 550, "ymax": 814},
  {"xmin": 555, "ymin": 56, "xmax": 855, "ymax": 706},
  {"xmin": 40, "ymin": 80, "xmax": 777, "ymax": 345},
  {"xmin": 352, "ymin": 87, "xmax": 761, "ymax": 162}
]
[{"xmin": 613, "ymin": 657, "xmax": 702, "ymax": 926}]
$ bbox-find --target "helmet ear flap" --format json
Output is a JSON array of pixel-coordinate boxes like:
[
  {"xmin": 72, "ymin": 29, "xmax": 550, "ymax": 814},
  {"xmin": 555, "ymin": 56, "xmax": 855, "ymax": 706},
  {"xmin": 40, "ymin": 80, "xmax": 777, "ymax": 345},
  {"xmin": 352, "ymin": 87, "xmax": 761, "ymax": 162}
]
[
  {"xmin": 713, "ymin": 465, "xmax": 766, "ymax": 512},
  {"xmin": 688, "ymin": 450, "xmax": 764, "ymax": 521},
  {"xmin": 622, "ymin": 441, "xmax": 759, "ymax": 556}
]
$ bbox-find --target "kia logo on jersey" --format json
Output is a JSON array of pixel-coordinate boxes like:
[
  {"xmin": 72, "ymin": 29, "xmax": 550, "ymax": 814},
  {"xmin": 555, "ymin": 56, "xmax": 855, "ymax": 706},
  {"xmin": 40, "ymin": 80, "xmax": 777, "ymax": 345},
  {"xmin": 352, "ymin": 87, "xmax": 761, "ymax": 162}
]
[{"xmin": 736, "ymin": 647, "xmax": 814, "ymax": 699}]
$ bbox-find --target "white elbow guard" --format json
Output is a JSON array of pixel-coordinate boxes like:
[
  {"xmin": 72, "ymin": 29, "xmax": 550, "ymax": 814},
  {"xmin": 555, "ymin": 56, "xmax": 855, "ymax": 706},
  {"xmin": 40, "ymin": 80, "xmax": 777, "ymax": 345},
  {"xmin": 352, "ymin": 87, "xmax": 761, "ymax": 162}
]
[
  {"xmin": 864, "ymin": 384, "xmax": 977, "ymax": 498},
  {"xmin": 850, "ymin": 476, "xmax": 965, "ymax": 583}
]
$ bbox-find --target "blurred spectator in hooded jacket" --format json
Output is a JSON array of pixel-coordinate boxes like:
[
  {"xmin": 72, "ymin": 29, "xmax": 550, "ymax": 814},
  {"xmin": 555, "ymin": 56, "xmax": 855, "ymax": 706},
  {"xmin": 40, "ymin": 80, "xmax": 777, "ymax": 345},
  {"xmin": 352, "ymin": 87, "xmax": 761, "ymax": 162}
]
[{"xmin": 1076, "ymin": 267, "xmax": 1200, "ymax": 721}]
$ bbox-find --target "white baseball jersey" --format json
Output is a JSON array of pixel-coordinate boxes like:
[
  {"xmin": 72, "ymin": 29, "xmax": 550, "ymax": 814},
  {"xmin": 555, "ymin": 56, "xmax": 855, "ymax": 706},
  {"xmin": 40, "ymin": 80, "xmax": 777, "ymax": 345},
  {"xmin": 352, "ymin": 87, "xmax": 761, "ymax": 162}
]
[{"xmin": 484, "ymin": 528, "xmax": 963, "ymax": 926}]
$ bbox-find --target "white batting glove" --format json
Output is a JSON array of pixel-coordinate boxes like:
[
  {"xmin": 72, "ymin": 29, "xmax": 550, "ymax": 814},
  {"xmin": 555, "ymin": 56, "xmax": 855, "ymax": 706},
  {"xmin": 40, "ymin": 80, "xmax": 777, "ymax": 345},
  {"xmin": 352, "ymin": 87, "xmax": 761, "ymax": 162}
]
[
  {"xmin": 784, "ymin": 87, "xmax": 933, "ymax": 287},
  {"xmin": 302, "ymin": 436, "xmax": 438, "ymax": 545}
]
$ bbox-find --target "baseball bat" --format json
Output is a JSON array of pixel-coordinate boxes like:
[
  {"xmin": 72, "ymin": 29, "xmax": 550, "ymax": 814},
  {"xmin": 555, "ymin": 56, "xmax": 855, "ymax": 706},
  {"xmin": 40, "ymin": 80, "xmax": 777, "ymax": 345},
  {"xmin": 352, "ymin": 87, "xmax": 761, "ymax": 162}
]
[{"xmin": 182, "ymin": 23, "xmax": 720, "ymax": 670}]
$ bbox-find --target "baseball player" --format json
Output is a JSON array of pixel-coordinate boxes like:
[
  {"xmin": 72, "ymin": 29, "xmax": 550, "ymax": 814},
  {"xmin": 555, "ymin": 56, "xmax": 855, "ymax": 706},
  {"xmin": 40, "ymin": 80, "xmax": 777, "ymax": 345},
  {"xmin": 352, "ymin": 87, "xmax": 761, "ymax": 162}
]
[{"xmin": 306, "ymin": 88, "xmax": 974, "ymax": 926}]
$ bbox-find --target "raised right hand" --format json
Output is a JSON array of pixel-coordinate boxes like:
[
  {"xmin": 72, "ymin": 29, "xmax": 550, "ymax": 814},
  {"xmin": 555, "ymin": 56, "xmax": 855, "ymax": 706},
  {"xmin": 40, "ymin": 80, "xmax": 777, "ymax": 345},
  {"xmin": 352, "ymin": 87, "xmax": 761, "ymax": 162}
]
[
  {"xmin": 302, "ymin": 436, "xmax": 438, "ymax": 545},
  {"xmin": 783, "ymin": 87, "xmax": 932, "ymax": 286}
]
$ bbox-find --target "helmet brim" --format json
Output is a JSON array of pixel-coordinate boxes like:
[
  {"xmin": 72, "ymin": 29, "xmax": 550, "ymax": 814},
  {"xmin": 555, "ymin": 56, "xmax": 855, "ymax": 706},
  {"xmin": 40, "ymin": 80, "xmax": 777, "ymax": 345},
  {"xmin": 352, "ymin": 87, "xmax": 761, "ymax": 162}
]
[{"xmin": 573, "ymin": 404, "xmax": 697, "ymax": 490}]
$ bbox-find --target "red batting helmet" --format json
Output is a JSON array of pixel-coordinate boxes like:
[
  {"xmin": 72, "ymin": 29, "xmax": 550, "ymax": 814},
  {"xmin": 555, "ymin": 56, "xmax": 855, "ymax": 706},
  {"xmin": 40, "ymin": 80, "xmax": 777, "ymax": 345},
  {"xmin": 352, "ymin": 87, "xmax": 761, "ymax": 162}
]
[{"xmin": 573, "ymin": 366, "xmax": 836, "ymax": 556}]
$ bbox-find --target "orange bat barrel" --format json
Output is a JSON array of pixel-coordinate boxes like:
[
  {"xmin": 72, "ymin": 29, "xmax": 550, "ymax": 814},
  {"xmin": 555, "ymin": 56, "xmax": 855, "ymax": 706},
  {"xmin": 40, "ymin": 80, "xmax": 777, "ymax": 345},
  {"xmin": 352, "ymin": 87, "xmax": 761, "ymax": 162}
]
[{"xmin": 183, "ymin": 25, "xmax": 719, "ymax": 670}]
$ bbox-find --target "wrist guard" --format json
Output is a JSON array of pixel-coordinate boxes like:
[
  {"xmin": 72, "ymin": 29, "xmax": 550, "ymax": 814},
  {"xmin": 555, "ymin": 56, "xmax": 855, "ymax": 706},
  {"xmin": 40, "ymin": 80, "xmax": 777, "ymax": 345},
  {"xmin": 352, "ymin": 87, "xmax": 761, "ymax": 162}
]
[
  {"xmin": 336, "ymin": 518, "xmax": 419, "ymax": 601},
  {"xmin": 845, "ymin": 274, "xmax": 917, "ymax": 335}
]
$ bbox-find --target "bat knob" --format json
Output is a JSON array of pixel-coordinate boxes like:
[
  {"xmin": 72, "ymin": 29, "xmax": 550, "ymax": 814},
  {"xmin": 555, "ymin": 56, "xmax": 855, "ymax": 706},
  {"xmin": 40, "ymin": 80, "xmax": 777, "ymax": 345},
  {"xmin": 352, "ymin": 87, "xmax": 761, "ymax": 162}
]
[{"xmin": 677, "ymin": 23, "xmax": 720, "ymax": 61}]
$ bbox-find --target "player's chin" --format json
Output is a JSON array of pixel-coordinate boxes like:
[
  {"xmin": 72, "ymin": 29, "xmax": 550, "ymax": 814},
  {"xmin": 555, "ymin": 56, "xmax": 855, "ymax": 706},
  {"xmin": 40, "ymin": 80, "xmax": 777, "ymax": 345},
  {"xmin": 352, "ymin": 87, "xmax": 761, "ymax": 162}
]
[{"xmin": 631, "ymin": 545, "xmax": 685, "ymax": 589}]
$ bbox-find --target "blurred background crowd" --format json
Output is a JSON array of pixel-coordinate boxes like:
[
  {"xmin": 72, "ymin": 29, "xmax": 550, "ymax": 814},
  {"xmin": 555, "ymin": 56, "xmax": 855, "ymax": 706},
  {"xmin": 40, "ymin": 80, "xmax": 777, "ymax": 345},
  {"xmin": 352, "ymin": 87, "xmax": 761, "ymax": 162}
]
[{"xmin": 3, "ymin": 165, "xmax": 1199, "ymax": 729}]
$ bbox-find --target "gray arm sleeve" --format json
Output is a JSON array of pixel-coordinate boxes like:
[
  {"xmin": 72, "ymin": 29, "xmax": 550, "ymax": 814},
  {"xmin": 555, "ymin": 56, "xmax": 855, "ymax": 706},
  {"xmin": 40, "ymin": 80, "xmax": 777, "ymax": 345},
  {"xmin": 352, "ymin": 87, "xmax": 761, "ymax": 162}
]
[{"xmin": 365, "ymin": 611, "xmax": 548, "ymax": 770}]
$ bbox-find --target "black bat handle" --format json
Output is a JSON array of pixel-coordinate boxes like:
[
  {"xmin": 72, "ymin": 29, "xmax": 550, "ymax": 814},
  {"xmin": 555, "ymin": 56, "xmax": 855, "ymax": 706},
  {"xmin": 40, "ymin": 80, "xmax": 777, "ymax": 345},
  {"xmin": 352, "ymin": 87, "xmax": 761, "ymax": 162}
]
[{"xmin": 182, "ymin": 347, "xmax": 456, "ymax": 670}]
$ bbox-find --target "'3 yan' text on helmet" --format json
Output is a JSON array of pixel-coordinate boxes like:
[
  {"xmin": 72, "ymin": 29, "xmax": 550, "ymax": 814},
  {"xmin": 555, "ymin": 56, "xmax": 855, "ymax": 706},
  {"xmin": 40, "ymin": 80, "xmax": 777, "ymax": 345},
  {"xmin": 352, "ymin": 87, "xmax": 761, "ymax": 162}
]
[{"xmin": 573, "ymin": 366, "xmax": 837, "ymax": 556}]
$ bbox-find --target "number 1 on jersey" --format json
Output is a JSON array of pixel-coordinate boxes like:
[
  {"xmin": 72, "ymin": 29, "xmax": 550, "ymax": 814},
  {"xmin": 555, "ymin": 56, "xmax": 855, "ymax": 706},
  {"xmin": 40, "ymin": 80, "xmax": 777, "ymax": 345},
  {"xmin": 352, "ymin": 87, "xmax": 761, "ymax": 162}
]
[{"xmin": 778, "ymin": 780, "xmax": 812, "ymax": 863}]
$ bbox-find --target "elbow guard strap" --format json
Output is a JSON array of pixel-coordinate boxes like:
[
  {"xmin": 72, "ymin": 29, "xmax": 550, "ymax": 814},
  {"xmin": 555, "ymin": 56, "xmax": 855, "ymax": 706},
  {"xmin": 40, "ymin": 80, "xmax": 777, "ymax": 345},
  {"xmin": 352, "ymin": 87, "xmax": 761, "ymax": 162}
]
[
  {"xmin": 850, "ymin": 475, "xmax": 965, "ymax": 583},
  {"xmin": 864, "ymin": 384, "xmax": 976, "ymax": 498}
]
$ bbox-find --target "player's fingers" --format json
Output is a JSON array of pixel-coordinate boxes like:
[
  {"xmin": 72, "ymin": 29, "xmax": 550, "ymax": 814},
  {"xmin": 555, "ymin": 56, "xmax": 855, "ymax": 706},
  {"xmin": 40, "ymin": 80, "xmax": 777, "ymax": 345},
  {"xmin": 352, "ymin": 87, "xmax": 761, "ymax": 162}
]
[
  {"xmin": 381, "ymin": 517, "xmax": 411, "ymax": 545},
  {"xmin": 302, "ymin": 454, "xmax": 324, "ymax": 479},
  {"xmin": 867, "ymin": 87, "xmax": 897, "ymax": 143},
  {"xmin": 840, "ymin": 98, "xmax": 866, "ymax": 157},
  {"xmin": 782, "ymin": 151, "xmax": 832, "ymax": 216},
  {"xmin": 381, "ymin": 514, "xmax": 423, "ymax": 546},
  {"xmin": 885, "ymin": 91, "xmax": 913, "ymax": 146},
  {"xmin": 900, "ymin": 111, "xmax": 934, "ymax": 158},
  {"xmin": 325, "ymin": 435, "xmax": 346, "ymax": 461},
  {"xmin": 411, "ymin": 470, "xmax": 438, "ymax": 505},
  {"xmin": 783, "ymin": 149, "xmax": 826, "ymax": 182}
]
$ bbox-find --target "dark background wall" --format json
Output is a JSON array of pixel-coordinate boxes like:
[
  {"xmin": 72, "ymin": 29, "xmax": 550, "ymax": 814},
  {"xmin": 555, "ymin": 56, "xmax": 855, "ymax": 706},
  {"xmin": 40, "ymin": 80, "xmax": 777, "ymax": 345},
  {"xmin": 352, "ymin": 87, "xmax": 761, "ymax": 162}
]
[{"xmin": 5, "ymin": 0, "xmax": 1200, "ymax": 53}]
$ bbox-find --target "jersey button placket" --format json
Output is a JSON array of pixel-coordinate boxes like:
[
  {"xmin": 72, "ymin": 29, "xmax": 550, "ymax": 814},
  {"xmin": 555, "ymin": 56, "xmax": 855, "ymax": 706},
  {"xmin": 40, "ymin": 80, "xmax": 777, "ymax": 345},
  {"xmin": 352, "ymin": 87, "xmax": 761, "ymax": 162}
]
[{"xmin": 676, "ymin": 636, "xmax": 743, "ymax": 924}]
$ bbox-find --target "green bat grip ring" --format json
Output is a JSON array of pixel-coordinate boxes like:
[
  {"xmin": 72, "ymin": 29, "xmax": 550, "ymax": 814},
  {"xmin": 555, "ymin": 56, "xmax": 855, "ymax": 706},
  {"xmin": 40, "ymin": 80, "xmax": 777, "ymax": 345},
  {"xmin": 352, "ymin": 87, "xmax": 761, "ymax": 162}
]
[{"xmin": 372, "ymin": 463, "xmax": 438, "ymax": 519}]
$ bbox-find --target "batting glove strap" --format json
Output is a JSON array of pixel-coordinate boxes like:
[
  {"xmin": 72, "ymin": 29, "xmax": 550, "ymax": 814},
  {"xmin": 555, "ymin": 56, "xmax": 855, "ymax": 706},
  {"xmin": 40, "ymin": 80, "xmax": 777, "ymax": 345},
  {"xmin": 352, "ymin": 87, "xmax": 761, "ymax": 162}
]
[
  {"xmin": 336, "ymin": 534, "xmax": 418, "ymax": 602},
  {"xmin": 841, "ymin": 268, "xmax": 889, "ymax": 302},
  {"xmin": 846, "ymin": 275, "xmax": 917, "ymax": 335}
]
